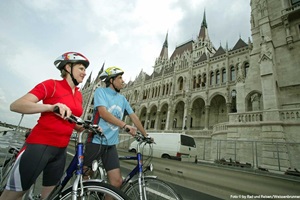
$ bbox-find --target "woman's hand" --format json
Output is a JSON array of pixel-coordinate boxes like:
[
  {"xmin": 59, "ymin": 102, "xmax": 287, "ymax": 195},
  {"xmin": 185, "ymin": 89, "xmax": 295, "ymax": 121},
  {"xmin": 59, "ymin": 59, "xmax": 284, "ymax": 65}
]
[{"xmin": 52, "ymin": 103, "xmax": 72, "ymax": 119}]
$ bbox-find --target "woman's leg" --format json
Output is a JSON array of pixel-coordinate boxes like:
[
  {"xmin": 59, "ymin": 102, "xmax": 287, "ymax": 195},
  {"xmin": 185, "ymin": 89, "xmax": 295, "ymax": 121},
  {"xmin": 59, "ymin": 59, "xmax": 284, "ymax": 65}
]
[
  {"xmin": 0, "ymin": 190, "xmax": 25, "ymax": 200},
  {"xmin": 41, "ymin": 186, "xmax": 55, "ymax": 199}
]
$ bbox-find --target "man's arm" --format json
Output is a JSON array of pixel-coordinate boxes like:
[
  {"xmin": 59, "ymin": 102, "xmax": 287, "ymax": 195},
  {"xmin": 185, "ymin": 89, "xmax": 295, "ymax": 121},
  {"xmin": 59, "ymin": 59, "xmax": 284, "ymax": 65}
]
[
  {"xmin": 97, "ymin": 106, "xmax": 126, "ymax": 128},
  {"xmin": 129, "ymin": 113, "xmax": 147, "ymax": 137}
]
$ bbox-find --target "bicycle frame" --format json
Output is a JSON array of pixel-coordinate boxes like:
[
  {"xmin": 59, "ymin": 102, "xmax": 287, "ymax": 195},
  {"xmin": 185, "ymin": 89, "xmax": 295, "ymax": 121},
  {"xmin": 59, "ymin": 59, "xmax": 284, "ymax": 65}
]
[
  {"xmin": 120, "ymin": 152, "xmax": 143, "ymax": 184},
  {"xmin": 119, "ymin": 140, "xmax": 154, "ymax": 200},
  {"xmin": 44, "ymin": 131, "xmax": 87, "ymax": 200}
]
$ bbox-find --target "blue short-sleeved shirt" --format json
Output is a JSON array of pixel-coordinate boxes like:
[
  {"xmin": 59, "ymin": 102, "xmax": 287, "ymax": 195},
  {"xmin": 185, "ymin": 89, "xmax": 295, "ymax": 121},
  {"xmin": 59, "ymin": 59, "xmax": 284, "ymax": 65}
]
[{"xmin": 92, "ymin": 87, "xmax": 133, "ymax": 145}]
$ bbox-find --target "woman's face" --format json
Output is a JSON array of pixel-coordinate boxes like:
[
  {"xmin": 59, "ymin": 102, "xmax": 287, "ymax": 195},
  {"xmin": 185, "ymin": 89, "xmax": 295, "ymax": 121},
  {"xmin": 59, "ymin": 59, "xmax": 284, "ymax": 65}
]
[{"xmin": 70, "ymin": 63, "xmax": 86, "ymax": 84}]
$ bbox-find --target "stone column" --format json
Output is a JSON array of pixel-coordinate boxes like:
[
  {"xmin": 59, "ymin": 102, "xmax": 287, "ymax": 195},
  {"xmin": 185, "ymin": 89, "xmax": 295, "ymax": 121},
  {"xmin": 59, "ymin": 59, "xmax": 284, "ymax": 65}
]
[
  {"xmin": 154, "ymin": 111, "xmax": 160, "ymax": 130},
  {"xmin": 204, "ymin": 105, "xmax": 210, "ymax": 130},
  {"xmin": 226, "ymin": 103, "xmax": 231, "ymax": 120},
  {"xmin": 259, "ymin": 39, "xmax": 279, "ymax": 110},
  {"xmin": 183, "ymin": 96, "xmax": 191, "ymax": 130},
  {"xmin": 165, "ymin": 109, "xmax": 170, "ymax": 130},
  {"xmin": 281, "ymin": 0, "xmax": 289, "ymax": 10},
  {"xmin": 144, "ymin": 112, "xmax": 150, "ymax": 130},
  {"xmin": 186, "ymin": 108, "xmax": 192, "ymax": 130},
  {"xmin": 236, "ymin": 61, "xmax": 246, "ymax": 113}
]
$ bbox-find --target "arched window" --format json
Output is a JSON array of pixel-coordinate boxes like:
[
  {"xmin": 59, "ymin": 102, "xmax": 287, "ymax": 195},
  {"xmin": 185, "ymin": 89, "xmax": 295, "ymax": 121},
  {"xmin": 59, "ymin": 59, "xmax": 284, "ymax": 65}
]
[
  {"xmin": 210, "ymin": 72, "xmax": 214, "ymax": 85},
  {"xmin": 134, "ymin": 90, "xmax": 138, "ymax": 101},
  {"xmin": 244, "ymin": 62, "xmax": 250, "ymax": 77},
  {"xmin": 193, "ymin": 76, "xmax": 197, "ymax": 89},
  {"xmin": 216, "ymin": 70, "xmax": 220, "ymax": 84},
  {"xmin": 230, "ymin": 66, "xmax": 236, "ymax": 81},
  {"xmin": 222, "ymin": 68, "xmax": 226, "ymax": 83},
  {"xmin": 198, "ymin": 75, "xmax": 201, "ymax": 88},
  {"xmin": 202, "ymin": 73, "xmax": 206, "ymax": 87},
  {"xmin": 159, "ymin": 86, "xmax": 161, "ymax": 96},
  {"xmin": 179, "ymin": 78, "xmax": 183, "ymax": 90}
]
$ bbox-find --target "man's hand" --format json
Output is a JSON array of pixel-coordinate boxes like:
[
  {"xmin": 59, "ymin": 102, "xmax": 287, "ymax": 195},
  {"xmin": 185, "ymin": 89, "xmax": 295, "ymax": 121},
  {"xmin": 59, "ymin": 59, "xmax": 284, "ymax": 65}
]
[{"xmin": 123, "ymin": 124, "xmax": 137, "ymax": 136}]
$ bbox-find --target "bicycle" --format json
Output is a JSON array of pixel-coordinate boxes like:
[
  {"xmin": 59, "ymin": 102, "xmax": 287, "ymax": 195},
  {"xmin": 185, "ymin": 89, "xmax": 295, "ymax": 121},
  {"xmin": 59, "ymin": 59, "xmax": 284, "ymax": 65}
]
[
  {"xmin": 91, "ymin": 131, "xmax": 183, "ymax": 200},
  {"xmin": 1, "ymin": 106, "xmax": 130, "ymax": 200},
  {"xmin": 0, "ymin": 145, "xmax": 20, "ymax": 194},
  {"xmin": 0, "ymin": 145, "xmax": 39, "ymax": 200}
]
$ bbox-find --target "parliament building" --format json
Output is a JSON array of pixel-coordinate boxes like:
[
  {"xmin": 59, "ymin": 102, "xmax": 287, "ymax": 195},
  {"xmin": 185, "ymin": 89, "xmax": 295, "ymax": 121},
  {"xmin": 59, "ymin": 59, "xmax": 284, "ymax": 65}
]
[{"xmin": 81, "ymin": 0, "xmax": 300, "ymax": 171}]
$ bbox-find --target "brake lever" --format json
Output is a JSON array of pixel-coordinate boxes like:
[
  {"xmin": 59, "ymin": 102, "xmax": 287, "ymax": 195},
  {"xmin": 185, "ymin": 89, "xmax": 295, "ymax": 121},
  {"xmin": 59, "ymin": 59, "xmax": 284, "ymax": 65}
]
[{"xmin": 91, "ymin": 124, "xmax": 103, "ymax": 136}]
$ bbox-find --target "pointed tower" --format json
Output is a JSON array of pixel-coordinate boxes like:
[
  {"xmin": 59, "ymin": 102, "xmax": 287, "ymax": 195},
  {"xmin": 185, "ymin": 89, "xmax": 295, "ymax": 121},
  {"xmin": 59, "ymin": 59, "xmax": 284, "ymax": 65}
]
[
  {"xmin": 159, "ymin": 32, "xmax": 168, "ymax": 59},
  {"xmin": 193, "ymin": 10, "xmax": 215, "ymax": 61},
  {"xmin": 198, "ymin": 10, "xmax": 209, "ymax": 42},
  {"xmin": 154, "ymin": 32, "xmax": 169, "ymax": 74},
  {"xmin": 81, "ymin": 62, "xmax": 105, "ymax": 120},
  {"xmin": 94, "ymin": 62, "xmax": 105, "ymax": 84},
  {"xmin": 82, "ymin": 71, "xmax": 92, "ymax": 90}
]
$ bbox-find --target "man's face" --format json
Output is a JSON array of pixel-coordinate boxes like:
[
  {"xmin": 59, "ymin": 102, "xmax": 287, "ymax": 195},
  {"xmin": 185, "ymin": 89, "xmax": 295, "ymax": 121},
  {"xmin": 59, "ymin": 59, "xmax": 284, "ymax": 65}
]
[{"xmin": 111, "ymin": 75, "xmax": 124, "ymax": 90}]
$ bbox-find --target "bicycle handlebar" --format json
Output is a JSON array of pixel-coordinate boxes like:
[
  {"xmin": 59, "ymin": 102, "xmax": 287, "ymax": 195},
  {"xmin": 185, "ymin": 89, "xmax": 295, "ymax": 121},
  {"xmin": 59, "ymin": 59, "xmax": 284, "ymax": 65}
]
[
  {"xmin": 125, "ymin": 128, "xmax": 153, "ymax": 144},
  {"xmin": 53, "ymin": 106, "xmax": 103, "ymax": 136}
]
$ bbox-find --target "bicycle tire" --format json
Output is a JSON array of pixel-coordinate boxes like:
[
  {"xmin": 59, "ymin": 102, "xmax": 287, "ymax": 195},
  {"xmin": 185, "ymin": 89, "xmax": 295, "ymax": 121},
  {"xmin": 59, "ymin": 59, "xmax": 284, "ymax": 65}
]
[
  {"xmin": 124, "ymin": 176, "xmax": 183, "ymax": 200},
  {"xmin": 54, "ymin": 180, "xmax": 130, "ymax": 200}
]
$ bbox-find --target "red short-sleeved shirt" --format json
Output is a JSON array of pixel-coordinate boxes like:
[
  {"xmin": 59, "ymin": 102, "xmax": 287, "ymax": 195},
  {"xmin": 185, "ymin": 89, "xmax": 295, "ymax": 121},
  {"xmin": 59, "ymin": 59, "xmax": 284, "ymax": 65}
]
[{"xmin": 26, "ymin": 79, "xmax": 83, "ymax": 147}]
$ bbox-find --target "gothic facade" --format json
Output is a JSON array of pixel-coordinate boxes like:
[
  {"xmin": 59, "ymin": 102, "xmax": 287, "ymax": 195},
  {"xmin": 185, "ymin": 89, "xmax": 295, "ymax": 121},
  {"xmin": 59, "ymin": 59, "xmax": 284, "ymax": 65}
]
[{"xmin": 81, "ymin": 0, "xmax": 300, "ymax": 171}]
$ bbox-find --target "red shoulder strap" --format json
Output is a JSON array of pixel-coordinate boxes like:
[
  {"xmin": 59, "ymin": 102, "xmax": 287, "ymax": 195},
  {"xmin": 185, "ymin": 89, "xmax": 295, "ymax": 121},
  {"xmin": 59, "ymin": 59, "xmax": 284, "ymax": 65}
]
[
  {"xmin": 86, "ymin": 109, "xmax": 101, "ymax": 143},
  {"xmin": 93, "ymin": 110, "xmax": 100, "ymax": 124}
]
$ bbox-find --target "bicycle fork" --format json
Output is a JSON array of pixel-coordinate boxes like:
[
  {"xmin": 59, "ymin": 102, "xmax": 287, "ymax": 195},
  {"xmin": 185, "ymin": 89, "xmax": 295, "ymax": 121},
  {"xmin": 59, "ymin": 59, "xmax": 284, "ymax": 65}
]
[
  {"xmin": 137, "ymin": 152, "xmax": 147, "ymax": 200},
  {"xmin": 72, "ymin": 175, "xmax": 84, "ymax": 200},
  {"xmin": 71, "ymin": 142, "xmax": 85, "ymax": 200}
]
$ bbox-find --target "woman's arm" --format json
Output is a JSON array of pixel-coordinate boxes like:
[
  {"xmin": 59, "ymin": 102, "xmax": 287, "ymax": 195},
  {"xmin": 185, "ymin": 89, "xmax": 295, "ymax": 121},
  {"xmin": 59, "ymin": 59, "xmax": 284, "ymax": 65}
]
[
  {"xmin": 10, "ymin": 93, "xmax": 53, "ymax": 114},
  {"xmin": 10, "ymin": 93, "xmax": 71, "ymax": 118}
]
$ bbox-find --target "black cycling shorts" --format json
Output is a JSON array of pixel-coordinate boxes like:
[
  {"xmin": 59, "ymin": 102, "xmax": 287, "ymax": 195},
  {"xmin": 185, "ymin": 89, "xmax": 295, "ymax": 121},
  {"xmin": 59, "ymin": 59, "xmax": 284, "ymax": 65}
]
[
  {"xmin": 5, "ymin": 143, "xmax": 66, "ymax": 191},
  {"xmin": 83, "ymin": 143, "xmax": 120, "ymax": 172}
]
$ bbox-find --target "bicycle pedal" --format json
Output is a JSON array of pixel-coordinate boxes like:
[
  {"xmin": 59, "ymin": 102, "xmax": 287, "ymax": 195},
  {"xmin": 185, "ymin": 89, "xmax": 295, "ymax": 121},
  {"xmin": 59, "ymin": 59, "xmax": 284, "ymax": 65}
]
[{"xmin": 33, "ymin": 194, "xmax": 42, "ymax": 200}]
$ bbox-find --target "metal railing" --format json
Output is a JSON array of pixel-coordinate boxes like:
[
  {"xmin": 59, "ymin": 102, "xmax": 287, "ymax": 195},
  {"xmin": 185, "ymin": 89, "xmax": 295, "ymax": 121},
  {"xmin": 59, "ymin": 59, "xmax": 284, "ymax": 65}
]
[
  {"xmin": 117, "ymin": 134, "xmax": 300, "ymax": 172},
  {"xmin": 200, "ymin": 139, "xmax": 300, "ymax": 172}
]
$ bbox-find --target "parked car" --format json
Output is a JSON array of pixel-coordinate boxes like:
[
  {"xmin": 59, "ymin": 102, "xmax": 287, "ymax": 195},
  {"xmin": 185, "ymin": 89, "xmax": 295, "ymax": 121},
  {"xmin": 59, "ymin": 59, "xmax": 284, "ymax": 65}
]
[{"xmin": 129, "ymin": 132, "xmax": 198, "ymax": 162}]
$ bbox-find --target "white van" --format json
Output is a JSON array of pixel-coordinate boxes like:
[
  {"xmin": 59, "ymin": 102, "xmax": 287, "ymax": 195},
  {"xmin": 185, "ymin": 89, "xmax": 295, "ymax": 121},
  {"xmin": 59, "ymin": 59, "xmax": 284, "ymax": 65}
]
[{"xmin": 128, "ymin": 132, "xmax": 197, "ymax": 162}]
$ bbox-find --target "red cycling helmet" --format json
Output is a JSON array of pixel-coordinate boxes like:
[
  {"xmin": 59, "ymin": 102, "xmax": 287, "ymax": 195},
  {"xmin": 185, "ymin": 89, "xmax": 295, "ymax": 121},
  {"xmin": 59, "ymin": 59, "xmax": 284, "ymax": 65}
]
[{"xmin": 54, "ymin": 52, "xmax": 89, "ymax": 70}]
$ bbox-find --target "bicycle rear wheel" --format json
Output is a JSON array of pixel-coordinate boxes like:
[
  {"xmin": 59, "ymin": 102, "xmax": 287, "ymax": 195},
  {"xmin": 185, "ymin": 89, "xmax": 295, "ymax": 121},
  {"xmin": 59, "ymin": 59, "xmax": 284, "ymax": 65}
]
[
  {"xmin": 56, "ymin": 180, "xmax": 129, "ymax": 200},
  {"xmin": 0, "ymin": 156, "xmax": 16, "ymax": 193},
  {"xmin": 124, "ymin": 177, "xmax": 183, "ymax": 200}
]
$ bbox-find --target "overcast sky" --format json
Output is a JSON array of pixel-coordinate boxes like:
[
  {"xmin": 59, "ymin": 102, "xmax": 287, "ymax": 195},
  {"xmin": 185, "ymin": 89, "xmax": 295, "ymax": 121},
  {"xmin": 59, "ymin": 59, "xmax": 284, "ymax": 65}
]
[{"xmin": 0, "ymin": 0, "xmax": 251, "ymax": 128}]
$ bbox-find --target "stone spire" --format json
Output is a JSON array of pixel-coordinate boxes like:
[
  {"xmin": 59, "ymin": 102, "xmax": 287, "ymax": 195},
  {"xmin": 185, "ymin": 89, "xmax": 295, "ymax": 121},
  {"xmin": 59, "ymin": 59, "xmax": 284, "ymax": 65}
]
[
  {"xmin": 198, "ymin": 10, "xmax": 209, "ymax": 41},
  {"xmin": 159, "ymin": 32, "xmax": 168, "ymax": 59}
]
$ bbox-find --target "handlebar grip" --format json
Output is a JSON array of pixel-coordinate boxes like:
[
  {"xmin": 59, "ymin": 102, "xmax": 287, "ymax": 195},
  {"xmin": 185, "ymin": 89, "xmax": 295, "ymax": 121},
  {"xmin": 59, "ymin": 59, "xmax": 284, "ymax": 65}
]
[
  {"xmin": 53, "ymin": 105, "xmax": 77, "ymax": 123},
  {"xmin": 53, "ymin": 105, "xmax": 60, "ymax": 114}
]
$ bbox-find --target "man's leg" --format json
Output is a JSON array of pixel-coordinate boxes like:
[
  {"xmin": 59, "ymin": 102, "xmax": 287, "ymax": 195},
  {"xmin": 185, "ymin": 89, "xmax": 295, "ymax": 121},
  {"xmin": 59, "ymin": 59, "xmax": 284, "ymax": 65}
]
[{"xmin": 107, "ymin": 168, "xmax": 123, "ymax": 188}]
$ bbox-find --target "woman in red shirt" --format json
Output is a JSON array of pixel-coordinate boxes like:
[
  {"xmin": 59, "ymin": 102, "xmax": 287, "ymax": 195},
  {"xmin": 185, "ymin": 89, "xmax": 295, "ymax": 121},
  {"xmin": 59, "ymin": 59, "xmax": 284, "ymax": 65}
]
[{"xmin": 0, "ymin": 52, "xmax": 89, "ymax": 200}]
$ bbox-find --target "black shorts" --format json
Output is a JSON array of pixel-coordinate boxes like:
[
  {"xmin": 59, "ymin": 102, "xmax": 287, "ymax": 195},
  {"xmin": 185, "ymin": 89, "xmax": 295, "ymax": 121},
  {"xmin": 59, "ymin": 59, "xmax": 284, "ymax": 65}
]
[
  {"xmin": 5, "ymin": 143, "xmax": 66, "ymax": 191},
  {"xmin": 83, "ymin": 143, "xmax": 120, "ymax": 172}
]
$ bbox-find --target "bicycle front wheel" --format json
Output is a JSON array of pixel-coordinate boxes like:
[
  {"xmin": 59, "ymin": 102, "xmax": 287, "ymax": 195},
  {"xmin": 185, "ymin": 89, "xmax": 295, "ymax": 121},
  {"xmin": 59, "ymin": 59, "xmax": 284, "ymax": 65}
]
[
  {"xmin": 56, "ymin": 180, "xmax": 129, "ymax": 200},
  {"xmin": 124, "ymin": 177, "xmax": 183, "ymax": 200}
]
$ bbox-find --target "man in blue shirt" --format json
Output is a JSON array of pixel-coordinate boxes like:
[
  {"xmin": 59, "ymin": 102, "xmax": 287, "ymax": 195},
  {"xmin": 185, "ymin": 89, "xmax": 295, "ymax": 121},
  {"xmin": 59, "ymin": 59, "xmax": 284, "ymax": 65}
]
[{"xmin": 83, "ymin": 66, "xmax": 148, "ymax": 191}]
